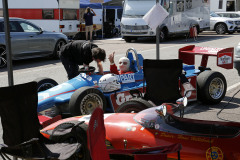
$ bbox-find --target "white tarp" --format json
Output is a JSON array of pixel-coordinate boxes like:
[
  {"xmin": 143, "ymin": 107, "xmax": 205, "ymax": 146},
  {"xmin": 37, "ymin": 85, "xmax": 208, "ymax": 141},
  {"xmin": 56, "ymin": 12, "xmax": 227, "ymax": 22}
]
[{"xmin": 143, "ymin": 3, "xmax": 169, "ymax": 31}]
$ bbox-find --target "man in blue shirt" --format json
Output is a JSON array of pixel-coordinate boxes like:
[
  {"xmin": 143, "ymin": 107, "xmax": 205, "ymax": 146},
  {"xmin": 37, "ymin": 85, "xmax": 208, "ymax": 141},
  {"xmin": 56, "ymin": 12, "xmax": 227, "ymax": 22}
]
[{"xmin": 84, "ymin": 7, "xmax": 96, "ymax": 42}]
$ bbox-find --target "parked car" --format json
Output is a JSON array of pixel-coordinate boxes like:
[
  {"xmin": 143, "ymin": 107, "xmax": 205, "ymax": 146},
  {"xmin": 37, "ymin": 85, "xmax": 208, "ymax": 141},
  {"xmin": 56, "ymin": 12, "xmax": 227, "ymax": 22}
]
[
  {"xmin": 210, "ymin": 12, "xmax": 236, "ymax": 34},
  {"xmin": 215, "ymin": 11, "xmax": 240, "ymax": 32},
  {"xmin": 234, "ymin": 42, "xmax": 240, "ymax": 75},
  {"xmin": 0, "ymin": 17, "xmax": 68, "ymax": 68}
]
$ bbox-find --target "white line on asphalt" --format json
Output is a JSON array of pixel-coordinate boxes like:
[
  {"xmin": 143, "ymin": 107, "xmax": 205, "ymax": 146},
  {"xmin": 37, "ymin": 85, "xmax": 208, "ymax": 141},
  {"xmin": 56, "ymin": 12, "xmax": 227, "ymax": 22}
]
[
  {"xmin": 140, "ymin": 44, "xmax": 186, "ymax": 53},
  {"xmin": 227, "ymin": 82, "xmax": 240, "ymax": 91}
]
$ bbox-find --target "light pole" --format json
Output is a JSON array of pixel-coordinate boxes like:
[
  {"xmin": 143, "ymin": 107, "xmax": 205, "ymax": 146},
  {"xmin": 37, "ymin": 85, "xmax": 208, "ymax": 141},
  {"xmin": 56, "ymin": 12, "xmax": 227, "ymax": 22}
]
[{"xmin": 156, "ymin": 0, "xmax": 160, "ymax": 60}]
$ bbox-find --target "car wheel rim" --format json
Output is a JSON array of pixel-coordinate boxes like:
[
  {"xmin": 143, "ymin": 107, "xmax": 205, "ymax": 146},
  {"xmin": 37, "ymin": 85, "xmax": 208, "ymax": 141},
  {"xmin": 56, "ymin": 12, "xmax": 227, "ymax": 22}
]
[
  {"xmin": 0, "ymin": 46, "xmax": 7, "ymax": 68},
  {"xmin": 216, "ymin": 25, "xmax": 224, "ymax": 34},
  {"xmin": 38, "ymin": 83, "xmax": 56, "ymax": 92},
  {"xmin": 209, "ymin": 77, "xmax": 224, "ymax": 100},
  {"xmin": 57, "ymin": 41, "xmax": 66, "ymax": 56},
  {"xmin": 80, "ymin": 93, "xmax": 103, "ymax": 115}
]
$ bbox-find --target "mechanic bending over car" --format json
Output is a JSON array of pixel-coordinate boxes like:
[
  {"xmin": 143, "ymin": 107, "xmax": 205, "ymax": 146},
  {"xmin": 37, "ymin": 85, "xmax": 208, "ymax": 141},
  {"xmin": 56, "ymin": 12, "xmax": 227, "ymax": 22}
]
[
  {"xmin": 59, "ymin": 40, "xmax": 106, "ymax": 80},
  {"xmin": 108, "ymin": 52, "xmax": 134, "ymax": 75}
]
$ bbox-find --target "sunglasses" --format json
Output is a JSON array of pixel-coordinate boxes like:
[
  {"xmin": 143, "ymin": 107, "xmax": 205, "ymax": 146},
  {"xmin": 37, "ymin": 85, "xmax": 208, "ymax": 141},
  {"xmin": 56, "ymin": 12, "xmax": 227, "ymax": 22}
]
[{"xmin": 119, "ymin": 62, "xmax": 128, "ymax": 65}]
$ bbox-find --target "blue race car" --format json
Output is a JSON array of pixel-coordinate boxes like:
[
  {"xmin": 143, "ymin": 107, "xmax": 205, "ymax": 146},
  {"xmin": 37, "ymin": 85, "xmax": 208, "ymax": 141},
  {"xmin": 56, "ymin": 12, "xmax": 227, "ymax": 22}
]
[
  {"xmin": 37, "ymin": 48, "xmax": 145, "ymax": 118},
  {"xmin": 37, "ymin": 46, "xmax": 233, "ymax": 119}
]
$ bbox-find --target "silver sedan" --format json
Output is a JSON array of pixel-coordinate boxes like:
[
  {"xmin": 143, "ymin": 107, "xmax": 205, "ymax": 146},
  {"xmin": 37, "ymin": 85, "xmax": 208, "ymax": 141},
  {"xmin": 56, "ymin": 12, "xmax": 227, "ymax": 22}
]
[{"xmin": 0, "ymin": 17, "xmax": 68, "ymax": 68}]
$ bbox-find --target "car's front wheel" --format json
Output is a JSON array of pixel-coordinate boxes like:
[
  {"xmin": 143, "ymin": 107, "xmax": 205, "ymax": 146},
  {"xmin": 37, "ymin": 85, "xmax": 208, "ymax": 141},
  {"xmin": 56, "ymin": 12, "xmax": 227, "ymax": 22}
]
[
  {"xmin": 215, "ymin": 23, "xmax": 227, "ymax": 34},
  {"xmin": 197, "ymin": 71, "xmax": 227, "ymax": 104},
  {"xmin": 48, "ymin": 40, "xmax": 67, "ymax": 59},
  {"xmin": 69, "ymin": 87, "xmax": 107, "ymax": 116},
  {"xmin": 35, "ymin": 77, "xmax": 58, "ymax": 92},
  {"xmin": 0, "ymin": 45, "xmax": 7, "ymax": 68}
]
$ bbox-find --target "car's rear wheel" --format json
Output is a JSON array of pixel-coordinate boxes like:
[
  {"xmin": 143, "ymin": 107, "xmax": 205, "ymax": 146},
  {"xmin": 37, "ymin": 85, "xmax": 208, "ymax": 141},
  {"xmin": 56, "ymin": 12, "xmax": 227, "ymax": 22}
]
[
  {"xmin": 197, "ymin": 71, "xmax": 227, "ymax": 104},
  {"xmin": 35, "ymin": 77, "xmax": 58, "ymax": 92},
  {"xmin": 48, "ymin": 40, "xmax": 67, "ymax": 59},
  {"xmin": 0, "ymin": 45, "xmax": 7, "ymax": 68},
  {"xmin": 69, "ymin": 87, "xmax": 107, "ymax": 116},
  {"xmin": 215, "ymin": 23, "xmax": 227, "ymax": 34},
  {"xmin": 116, "ymin": 98, "xmax": 154, "ymax": 113}
]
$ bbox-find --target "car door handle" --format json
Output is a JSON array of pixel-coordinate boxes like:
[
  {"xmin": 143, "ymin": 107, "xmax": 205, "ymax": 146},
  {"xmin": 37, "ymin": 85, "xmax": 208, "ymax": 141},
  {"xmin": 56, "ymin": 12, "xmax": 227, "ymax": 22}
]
[{"xmin": 29, "ymin": 35, "xmax": 34, "ymax": 37}]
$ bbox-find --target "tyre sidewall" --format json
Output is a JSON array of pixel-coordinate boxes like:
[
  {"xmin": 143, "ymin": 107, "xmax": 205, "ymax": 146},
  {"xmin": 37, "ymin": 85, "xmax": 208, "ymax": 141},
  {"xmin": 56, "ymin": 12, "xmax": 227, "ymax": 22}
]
[
  {"xmin": 197, "ymin": 71, "xmax": 226, "ymax": 104},
  {"xmin": 35, "ymin": 77, "xmax": 58, "ymax": 92}
]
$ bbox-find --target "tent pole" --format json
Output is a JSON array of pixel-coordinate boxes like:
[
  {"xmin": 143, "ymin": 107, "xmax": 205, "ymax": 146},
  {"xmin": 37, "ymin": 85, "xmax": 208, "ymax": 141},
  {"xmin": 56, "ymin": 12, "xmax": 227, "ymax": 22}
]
[
  {"xmin": 156, "ymin": 0, "xmax": 160, "ymax": 60},
  {"xmin": 2, "ymin": 0, "xmax": 14, "ymax": 86},
  {"xmin": 102, "ymin": 4, "xmax": 104, "ymax": 39}
]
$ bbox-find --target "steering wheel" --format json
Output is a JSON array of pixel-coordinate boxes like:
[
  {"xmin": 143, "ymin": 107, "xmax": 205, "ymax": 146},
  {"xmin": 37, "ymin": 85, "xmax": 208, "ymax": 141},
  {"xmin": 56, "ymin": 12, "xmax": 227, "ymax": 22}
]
[{"xmin": 79, "ymin": 66, "xmax": 96, "ymax": 74}]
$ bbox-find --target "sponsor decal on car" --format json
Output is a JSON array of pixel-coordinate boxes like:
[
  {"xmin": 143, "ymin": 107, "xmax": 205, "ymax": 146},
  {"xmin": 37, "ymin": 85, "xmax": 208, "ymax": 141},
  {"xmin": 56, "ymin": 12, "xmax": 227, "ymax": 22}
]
[
  {"xmin": 199, "ymin": 47, "xmax": 223, "ymax": 54},
  {"xmin": 206, "ymin": 146, "xmax": 223, "ymax": 160},
  {"xmin": 218, "ymin": 53, "xmax": 232, "ymax": 65},
  {"xmin": 116, "ymin": 73, "xmax": 135, "ymax": 83}
]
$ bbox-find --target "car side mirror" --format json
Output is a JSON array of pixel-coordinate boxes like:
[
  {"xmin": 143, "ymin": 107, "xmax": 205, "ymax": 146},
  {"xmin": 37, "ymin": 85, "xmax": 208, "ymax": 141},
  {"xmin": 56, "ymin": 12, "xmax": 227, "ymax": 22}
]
[
  {"xmin": 155, "ymin": 104, "xmax": 167, "ymax": 117},
  {"xmin": 176, "ymin": 97, "xmax": 188, "ymax": 107}
]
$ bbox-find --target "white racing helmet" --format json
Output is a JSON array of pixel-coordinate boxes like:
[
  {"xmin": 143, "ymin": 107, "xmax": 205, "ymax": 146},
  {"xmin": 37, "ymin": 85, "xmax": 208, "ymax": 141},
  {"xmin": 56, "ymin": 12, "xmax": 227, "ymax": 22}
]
[{"xmin": 98, "ymin": 74, "xmax": 121, "ymax": 92}]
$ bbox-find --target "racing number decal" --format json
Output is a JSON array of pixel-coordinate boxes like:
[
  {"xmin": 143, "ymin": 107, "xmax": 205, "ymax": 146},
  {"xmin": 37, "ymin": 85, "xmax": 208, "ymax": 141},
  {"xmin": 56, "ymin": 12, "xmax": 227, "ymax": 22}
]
[{"xmin": 206, "ymin": 146, "xmax": 223, "ymax": 160}]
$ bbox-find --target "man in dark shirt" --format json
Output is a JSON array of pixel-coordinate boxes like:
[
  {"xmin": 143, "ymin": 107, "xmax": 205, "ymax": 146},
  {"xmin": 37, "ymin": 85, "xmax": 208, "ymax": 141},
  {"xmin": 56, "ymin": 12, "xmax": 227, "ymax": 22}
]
[
  {"xmin": 59, "ymin": 40, "xmax": 106, "ymax": 79},
  {"xmin": 83, "ymin": 7, "xmax": 96, "ymax": 42}
]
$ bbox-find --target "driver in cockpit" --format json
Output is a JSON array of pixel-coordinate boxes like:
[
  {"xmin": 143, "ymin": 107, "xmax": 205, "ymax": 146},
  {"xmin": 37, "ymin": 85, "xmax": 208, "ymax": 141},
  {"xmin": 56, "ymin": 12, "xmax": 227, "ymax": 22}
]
[{"xmin": 108, "ymin": 52, "xmax": 134, "ymax": 75}]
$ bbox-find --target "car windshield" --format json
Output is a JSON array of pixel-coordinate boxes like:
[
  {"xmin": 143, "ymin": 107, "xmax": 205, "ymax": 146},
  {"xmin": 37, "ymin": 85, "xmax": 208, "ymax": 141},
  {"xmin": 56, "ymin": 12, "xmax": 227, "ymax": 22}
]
[
  {"xmin": 210, "ymin": 12, "xmax": 220, "ymax": 17},
  {"xmin": 134, "ymin": 106, "xmax": 161, "ymax": 129}
]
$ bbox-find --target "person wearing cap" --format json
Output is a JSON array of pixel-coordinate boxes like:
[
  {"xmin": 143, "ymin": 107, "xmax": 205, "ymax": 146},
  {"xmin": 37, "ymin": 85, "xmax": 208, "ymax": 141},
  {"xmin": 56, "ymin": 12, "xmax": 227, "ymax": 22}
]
[
  {"xmin": 83, "ymin": 7, "xmax": 96, "ymax": 42},
  {"xmin": 59, "ymin": 40, "xmax": 106, "ymax": 79},
  {"xmin": 108, "ymin": 52, "xmax": 134, "ymax": 75}
]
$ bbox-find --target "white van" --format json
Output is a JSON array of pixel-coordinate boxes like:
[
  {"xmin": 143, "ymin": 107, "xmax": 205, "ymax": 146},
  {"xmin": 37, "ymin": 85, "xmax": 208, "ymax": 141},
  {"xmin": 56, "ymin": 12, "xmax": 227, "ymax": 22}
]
[{"xmin": 121, "ymin": 0, "xmax": 210, "ymax": 42}]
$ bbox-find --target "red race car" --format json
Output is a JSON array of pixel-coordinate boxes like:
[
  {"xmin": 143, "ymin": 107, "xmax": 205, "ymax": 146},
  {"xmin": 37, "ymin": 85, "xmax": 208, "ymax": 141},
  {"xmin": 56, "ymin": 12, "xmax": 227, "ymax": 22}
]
[{"xmin": 41, "ymin": 99, "xmax": 240, "ymax": 160}]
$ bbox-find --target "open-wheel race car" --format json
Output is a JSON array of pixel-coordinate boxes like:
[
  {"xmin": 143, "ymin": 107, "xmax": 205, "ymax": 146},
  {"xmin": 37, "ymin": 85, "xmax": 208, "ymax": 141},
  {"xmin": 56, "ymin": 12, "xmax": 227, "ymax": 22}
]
[
  {"xmin": 37, "ymin": 45, "xmax": 234, "ymax": 126},
  {"xmin": 40, "ymin": 95, "xmax": 240, "ymax": 160},
  {"xmin": 37, "ymin": 48, "xmax": 145, "ymax": 120}
]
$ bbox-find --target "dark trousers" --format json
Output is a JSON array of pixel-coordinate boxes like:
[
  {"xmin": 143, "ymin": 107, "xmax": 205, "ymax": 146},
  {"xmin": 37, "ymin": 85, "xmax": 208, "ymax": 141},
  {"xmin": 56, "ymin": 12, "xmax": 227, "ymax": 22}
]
[{"xmin": 60, "ymin": 55, "xmax": 79, "ymax": 80}]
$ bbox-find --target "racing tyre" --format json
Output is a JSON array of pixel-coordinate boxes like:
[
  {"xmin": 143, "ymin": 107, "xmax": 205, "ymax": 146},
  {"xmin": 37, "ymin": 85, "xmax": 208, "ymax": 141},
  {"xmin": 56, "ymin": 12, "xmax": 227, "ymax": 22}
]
[
  {"xmin": 197, "ymin": 71, "xmax": 227, "ymax": 104},
  {"xmin": 69, "ymin": 87, "xmax": 107, "ymax": 116},
  {"xmin": 48, "ymin": 40, "xmax": 67, "ymax": 59},
  {"xmin": 215, "ymin": 23, "xmax": 227, "ymax": 34},
  {"xmin": 159, "ymin": 28, "xmax": 168, "ymax": 42},
  {"xmin": 35, "ymin": 77, "xmax": 58, "ymax": 92},
  {"xmin": 116, "ymin": 98, "xmax": 154, "ymax": 113},
  {"xmin": 0, "ymin": 45, "xmax": 7, "ymax": 68}
]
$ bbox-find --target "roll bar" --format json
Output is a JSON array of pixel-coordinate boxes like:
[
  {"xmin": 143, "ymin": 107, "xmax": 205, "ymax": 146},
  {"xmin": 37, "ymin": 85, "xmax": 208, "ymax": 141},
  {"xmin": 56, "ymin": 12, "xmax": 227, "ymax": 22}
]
[{"xmin": 125, "ymin": 48, "xmax": 141, "ymax": 71}]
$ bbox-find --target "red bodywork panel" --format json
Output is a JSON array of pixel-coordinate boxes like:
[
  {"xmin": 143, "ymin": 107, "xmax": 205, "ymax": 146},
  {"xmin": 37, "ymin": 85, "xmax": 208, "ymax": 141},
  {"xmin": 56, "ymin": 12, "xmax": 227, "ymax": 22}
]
[
  {"xmin": 179, "ymin": 45, "xmax": 234, "ymax": 69},
  {"xmin": 41, "ymin": 112, "xmax": 240, "ymax": 160},
  {"xmin": 38, "ymin": 114, "xmax": 62, "ymax": 128}
]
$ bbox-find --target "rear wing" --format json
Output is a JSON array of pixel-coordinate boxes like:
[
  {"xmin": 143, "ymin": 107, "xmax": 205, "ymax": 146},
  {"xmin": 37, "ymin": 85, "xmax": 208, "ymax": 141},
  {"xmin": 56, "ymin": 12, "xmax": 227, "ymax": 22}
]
[{"xmin": 179, "ymin": 45, "xmax": 234, "ymax": 69}]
